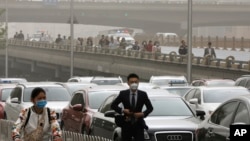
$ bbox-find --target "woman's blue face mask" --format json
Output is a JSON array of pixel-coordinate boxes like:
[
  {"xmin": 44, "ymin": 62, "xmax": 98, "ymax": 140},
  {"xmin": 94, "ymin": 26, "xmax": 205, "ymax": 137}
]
[{"xmin": 36, "ymin": 100, "xmax": 47, "ymax": 108}]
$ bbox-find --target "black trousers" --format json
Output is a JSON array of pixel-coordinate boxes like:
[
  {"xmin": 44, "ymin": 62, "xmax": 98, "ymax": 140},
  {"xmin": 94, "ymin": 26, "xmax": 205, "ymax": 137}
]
[{"xmin": 121, "ymin": 122, "xmax": 144, "ymax": 141}]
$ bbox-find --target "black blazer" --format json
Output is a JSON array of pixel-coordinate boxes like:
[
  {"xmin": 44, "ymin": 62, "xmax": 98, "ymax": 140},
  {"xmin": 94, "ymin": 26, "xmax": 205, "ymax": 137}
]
[{"xmin": 111, "ymin": 89, "xmax": 153, "ymax": 118}]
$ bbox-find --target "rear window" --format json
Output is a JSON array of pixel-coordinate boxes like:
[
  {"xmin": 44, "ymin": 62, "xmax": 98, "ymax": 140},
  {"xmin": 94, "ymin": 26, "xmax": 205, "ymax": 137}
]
[{"xmin": 1, "ymin": 88, "xmax": 13, "ymax": 102}]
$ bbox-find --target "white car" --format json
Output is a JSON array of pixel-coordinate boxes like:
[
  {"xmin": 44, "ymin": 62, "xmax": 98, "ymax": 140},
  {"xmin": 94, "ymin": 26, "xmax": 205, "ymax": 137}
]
[
  {"xmin": 149, "ymin": 75, "xmax": 188, "ymax": 86},
  {"xmin": 67, "ymin": 76, "xmax": 95, "ymax": 83},
  {"xmin": 4, "ymin": 82, "xmax": 71, "ymax": 122},
  {"xmin": 183, "ymin": 86, "xmax": 250, "ymax": 117},
  {"xmin": 108, "ymin": 33, "xmax": 135, "ymax": 45}
]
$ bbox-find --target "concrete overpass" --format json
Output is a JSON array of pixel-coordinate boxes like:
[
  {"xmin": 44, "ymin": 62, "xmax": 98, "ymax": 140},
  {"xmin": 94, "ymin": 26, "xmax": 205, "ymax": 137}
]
[
  {"xmin": 1, "ymin": 1, "xmax": 250, "ymax": 35},
  {"xmin": 0, "ymin": 40, "xmax": 249, "ymax": 82}
]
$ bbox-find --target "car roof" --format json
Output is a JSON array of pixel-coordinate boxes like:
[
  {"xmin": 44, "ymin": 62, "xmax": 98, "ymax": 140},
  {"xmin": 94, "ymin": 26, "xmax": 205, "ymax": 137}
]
[
  {"xmin": 16, "ymin": 82, "xmax": 64, "ymax": 88},
  {"xmin": 85, "ymin": 85, "xmax": 127, "ymax": 92},
  {"xmin": 0, "ymin": 84, "xmax": 17, "ymax": 89},
  {"xmin": 0, "ymin": 78, "xmax": 27, "ymax": 83},
  {"xmin": 195, "ymin": 86, "xmax": 248, "ymax": 90}
]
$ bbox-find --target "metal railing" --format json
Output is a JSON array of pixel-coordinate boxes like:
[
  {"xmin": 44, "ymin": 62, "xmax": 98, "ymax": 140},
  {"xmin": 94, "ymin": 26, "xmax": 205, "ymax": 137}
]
[
  {"xmin": 6, "ymin": 39, "xmax": 250, "ymax": 72},
  {"xmin": 0, "ymin": 119, "xmax": 111, "ymax": 141}
]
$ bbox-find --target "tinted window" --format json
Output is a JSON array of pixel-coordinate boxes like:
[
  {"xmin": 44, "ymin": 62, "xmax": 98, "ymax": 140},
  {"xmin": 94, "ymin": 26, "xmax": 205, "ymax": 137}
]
[
  {"xmin": 145, "ymin": 97, "xmax": 193, "ymax": 116},
  {"xmin": 233, "ymin": 103, "xmax": 250, "ymax": 124},
  {"xmin": 184, "ymin": 89, "xmax": 196, "ymax": 101},
  {"xmin": 193, "ymin": 90, "xmax": 201, "ymax": 104},
  {"xmin": 99, "ymin": 95, "xmax": 115, "ymax": 113},
  {"xmin": 10, "ymin": 87, "xmax": 22, "ymax": 102},
  {"xmin": 88, "ymin": 91, "xmax": 120, "ymax": 109},
  {"xmin": 238, "ymin": 79, "xmax": 246, "ymax": 87},
  {"xmin": 203, "ymin": 89, "xmax": 249, "ymax": 103},
  {"xmin": 210, "ymin": 101, "xmax": 238, "ymax": 128},
  {"xmin": 152, "ymin": 79, "xmax": 187, "ymax": 86},
  {"xmin": 70, "ymin": 93, "xmax": 84, "ymax": 106},
  {"xmin": 1, "ymin": 88, "xmax": 13, "ymax": 101},
  {"xmin": 23, "ymin": 87, "xmax": 71, "ymax": 102},
  {"xmin": 246, "ymin": 80, "xmax": 250, "ymax": 88}
]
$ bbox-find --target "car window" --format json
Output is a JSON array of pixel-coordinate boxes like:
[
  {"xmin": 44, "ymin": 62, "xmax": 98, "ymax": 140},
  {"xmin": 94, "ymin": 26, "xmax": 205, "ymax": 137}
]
[
  {"xmin": 246, "ymin": 80, "xmax": 250, "ymax": 88},
  {"xmin": 70, "ymin": 93, "xmax": 84, "ymax": 106},
  {"xmin": 144, "ymin": 97, "xmax": 193, "ymax": 116},
  {"xmin": 233, "ymin": 102, "xmax": 250, "ymax": 124},
  {"xmin": 203, "ymin": 89, "xmax": 249, "ymax": 103},
  {"xmin": 1, "ymin": 88, "xmax": 13, "ymax": 101},
  {"xmin": 210, "ymin": 101, "xmax": 238, "ymax": 128},
  {"xmin": 10, "ymin": 87, "xmax": 22, "ymax": 102},
  {"xmin": 23, "ymin": 87, "xmax": 71, "ymax": 102},
  {"xmin": 238, "ymin": 79, "xmax": 246, "ymax": 87},
  {"xmin": 88, "ymin": 91, "xmax": 119, "ymax": 109},
  {"xmin": 193, "ymin": 90, "xmax": 201, "ymax": 104},
  {"xmin": 184, "ymin": 89, "xmax": 196, "ymax": 101},
  {"xmin": 99, "ymin": 95, "xmax": 115, "ymax": 113}
]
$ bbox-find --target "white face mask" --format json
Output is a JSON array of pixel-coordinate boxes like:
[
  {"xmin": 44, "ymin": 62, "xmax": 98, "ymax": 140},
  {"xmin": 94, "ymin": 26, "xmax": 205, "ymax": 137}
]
[{"xmin": 130, "ymin": 83, "xmax": 138, "ymax": 90}]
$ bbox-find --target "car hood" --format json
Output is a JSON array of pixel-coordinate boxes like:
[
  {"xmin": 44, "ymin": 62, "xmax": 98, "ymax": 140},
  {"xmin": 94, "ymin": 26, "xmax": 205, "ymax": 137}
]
[{"xmin": 145, "ymin": 116, "xmax": 200, "ymax": 131}]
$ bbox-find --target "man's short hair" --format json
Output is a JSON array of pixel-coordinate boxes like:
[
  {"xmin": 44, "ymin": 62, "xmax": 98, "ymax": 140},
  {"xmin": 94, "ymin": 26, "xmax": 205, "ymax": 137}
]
[
  {"xmin": 127, "ymin": 73, "xmax": 139, "ymax": 81},
  {"xmin": 208, "ymin": 42, "xmax": 212, "ymax": 45}
]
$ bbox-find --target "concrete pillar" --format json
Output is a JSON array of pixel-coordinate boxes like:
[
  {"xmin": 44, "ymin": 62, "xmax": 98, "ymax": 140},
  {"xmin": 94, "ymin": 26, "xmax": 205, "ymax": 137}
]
[
  {"xmin": 231, "ymin": 36, "xmax": 236, "ymax": 51},
  {"xmin": 55, "ymin": 66, "xmax": 60, "ymax": 78},
  {"xmin": 240, "ymin": 37, "xmax": 245, "ymax": 51},
  {"xmin": 223, "ymin": 36, "xmax": 227, "ymax": 50}
]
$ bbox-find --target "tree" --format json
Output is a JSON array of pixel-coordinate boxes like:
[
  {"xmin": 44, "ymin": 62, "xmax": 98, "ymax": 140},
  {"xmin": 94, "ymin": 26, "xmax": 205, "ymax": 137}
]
[{"xmin": 0, "ymin": 9, "xmax": 6, "ymax": 49}]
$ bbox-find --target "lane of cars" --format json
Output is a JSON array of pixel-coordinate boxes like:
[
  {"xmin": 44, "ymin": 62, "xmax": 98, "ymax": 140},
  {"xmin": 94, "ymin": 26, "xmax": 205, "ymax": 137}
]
[{"xmin": 0, "ymin": 75, "xmax": 250, "ymax": 141}]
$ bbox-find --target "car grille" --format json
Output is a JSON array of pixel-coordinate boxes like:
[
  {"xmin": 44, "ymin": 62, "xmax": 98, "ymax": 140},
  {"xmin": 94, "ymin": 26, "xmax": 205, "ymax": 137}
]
[{"xmin": 155, "ymin": 131, "xmax": 193, "ymax": 141}]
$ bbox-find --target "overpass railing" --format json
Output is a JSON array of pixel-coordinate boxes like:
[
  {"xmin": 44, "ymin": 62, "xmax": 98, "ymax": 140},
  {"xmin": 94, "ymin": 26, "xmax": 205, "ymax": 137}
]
[
  {"xmin": 7, "ymin": 39, "xmax": 250, "ymax": 72},
  {"xmin": 0, "ymin": 119, "xmax": 111, "ymax": 141}
]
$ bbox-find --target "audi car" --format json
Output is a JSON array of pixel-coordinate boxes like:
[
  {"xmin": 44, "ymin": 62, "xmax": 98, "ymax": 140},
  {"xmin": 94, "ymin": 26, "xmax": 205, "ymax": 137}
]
[{"xmin": 90, "ymin": 89, "xmax": 205, "ymax": 141}]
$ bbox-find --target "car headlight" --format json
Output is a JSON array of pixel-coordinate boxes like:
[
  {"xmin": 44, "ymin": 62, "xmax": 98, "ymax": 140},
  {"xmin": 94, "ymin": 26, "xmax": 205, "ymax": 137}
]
[{"xmin": 144, "ymin": 129, "xmax": 150, "ymax": 140}]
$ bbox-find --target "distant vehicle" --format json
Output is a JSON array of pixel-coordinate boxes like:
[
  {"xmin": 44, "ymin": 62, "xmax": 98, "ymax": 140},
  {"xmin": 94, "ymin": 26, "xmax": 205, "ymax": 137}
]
[
  {"xmin": 61, "ymin": 85, "xmax": 127, "ymax": 134},
  {"xmin": 183, "ymin": 86, "xmax": 250, "ymax": 116},
  {"xmin": 191, "ymin": 79, "xmax": 235, "ymax": 87},
  {"xmin": 28, "ymin": 33, "xmax": 53, "ymax": 43},
  {"xmin": 0, "ymin": 78, "xmax": 27, "ymax": 84},
  {"xmin": 56, "ymin": 82, "xmax": 98, "ymax": 95},
  {"xmin": 149, "ymin": 75, "xmax": 188, "ymax": 86},
  {"xmin": 0, "ymin": 84, "xmax": 16, "ymax": 119},
  {"xmin": 116, "ymin": 82, "xmax": 160, "ymax": 89},
  {"xmin": 91, "ymin": 90, "xmax": 205, "ymax": 141},
  {"xmin": 155, "ymin": 32, "xmax": 178, "ymax": 39},
  {"xmin": 235, "ymin": 75, "xmax": 250, "ymax": 90},
  {"xmin": 4, "ymin": 82, "xmax": 71, "ymax": 123},
  {"xmin": 160, "ymin": 86, "xmax": 193, "ymax": 97},
  {"xmin": 90, "ymin": 76, "xmax": 123, "ymax": 85},
  {"xmin": 108, "ymin": 33, "xmax": 135, "ymax": 45},
  {"xmin": 196, "ymin": 94, "xmax": 250, "ymax": 141},
  {"xmin": 67, "ymin": 76, "xmax": 95, "ymax": 83}
]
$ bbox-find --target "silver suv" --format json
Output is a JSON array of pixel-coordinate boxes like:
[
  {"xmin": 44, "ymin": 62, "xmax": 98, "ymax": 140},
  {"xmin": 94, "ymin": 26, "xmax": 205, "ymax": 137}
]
[{"xmin": 4, "ymin": 82, "xmax": 71, "ymax": 122}]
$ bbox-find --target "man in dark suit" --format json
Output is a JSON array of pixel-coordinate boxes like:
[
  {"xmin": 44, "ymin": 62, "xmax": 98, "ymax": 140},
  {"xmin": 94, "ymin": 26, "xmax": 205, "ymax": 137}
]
[
  {"xmin": 204, "ymin": 41, "xmax": 216, "ymax": 59},
  {"xmin": 111, "ymin": 73, "xmax": 153, "ymax": 141}
]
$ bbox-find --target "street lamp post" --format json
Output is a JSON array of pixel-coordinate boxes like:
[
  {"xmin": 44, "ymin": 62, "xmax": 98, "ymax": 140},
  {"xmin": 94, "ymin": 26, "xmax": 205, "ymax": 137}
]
[
  {"xmin": 70, "ymin": 0, "xmax": 74, "ymax": 78},
  {"xmin": 187, "ymin": 0, "xmax": 193, "ymax": 84},
  {"xmin": 5, "ymin": 0, "xmax": 8, "ymax": 78}
]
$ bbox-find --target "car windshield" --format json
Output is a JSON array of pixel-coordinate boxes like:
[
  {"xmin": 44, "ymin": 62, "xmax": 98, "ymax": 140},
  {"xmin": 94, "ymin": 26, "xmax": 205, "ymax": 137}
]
[
  {"xmin": 88, "ymin": 91, "xmax": 120, "ymax": 109},
  {"xmin": 146, "ymin": 97, "xmax": 193, "ymax": 116},
  {"xmin": 165, "ymin": 88, "xmax": 192, "ymax": 97},
  {"xmin": 67, "ymin": 84, "xmax": 94, "ymax": 94},
  {"xmin": 1, "ymin": 88, "xmax": 13, "ymax": 102},
  {"xmin": 23, "ymin": 87, "xmax": 71, "ymax": 102},
  {"xmin": 152, "ymin": 79, "xmax": 187, "ymax": 86},
  {"xmin": 203, "ymin": 89, "xmax": 250, "ymax": 103},
  {"xmin": 91, "ymin": 80, "xmax": 121, "ymax": 85}
]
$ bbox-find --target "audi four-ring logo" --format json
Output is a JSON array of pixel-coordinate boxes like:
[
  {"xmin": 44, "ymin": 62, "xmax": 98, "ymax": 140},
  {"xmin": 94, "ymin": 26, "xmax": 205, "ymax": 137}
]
[{"xmin": 167, "ymin": 135, "xmax": 183, "ymax": 141}]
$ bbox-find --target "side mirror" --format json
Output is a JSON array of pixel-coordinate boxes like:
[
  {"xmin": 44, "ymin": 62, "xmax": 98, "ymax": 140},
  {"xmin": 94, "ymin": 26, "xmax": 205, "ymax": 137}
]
[
  {"xmin": 72, "ymin": 104, "xmax": 83, "ymax": 111},
  {"xmin": 104, "ymin": 110, "xmax": 116, "ymax": 118},
  {"xmin": 11, "ymin": 97, "xmax": 20, "ymax": 104},
  {"xmin": 196, "ymin": 110, "xmax": 206, "ymax": 120},
  {"xmin": 189, "ymin": 98, "xmax": 198, "ymax": 105}
]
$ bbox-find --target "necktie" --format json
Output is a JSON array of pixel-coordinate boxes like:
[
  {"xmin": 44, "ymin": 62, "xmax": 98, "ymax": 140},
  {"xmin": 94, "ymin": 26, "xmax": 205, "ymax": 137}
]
[{"xmin": 132, "ymin": 93, "xmax": 136, "ymax": 111}]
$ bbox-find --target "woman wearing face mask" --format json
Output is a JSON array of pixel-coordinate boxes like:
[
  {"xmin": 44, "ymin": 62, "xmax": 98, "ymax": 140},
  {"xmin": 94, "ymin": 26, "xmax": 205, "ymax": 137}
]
[
  {"xmin": 12, "ymin": 87, "xmax": 62, "ymax": 141},
  {"xmin": 111, "ymin": 73, "xmax": 153, "ymax": 141}
]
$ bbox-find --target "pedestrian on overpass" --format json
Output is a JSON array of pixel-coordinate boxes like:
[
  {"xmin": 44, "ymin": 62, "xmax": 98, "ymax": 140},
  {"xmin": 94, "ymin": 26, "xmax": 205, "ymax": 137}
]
[
  {"xmin": 178, "ymin": 40, "xmax": 188, "ymax": 55},
  {"xmin": 204, "ymin": 41, "xmax": 216, "ymax": 59}
]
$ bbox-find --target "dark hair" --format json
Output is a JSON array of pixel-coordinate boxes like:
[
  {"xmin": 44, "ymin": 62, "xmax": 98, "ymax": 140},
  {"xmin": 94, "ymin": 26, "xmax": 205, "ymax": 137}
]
[
  {"xmin": 31, "ymin": 87, "xmax": 46, "ymax": 99},
  {"xmin": 127, "ymin": 73, "xmax": 139, "ymax": 81}
]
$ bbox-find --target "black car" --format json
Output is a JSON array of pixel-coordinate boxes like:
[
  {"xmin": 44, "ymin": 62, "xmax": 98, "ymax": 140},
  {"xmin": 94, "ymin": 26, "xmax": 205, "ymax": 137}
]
[
  {"xmin": 90, "ymin": 89, "xmax": 205, "ymax": 141},
  {"xmin": 196, "ymin": 95, "xmax": 250, "ymax": 141}
]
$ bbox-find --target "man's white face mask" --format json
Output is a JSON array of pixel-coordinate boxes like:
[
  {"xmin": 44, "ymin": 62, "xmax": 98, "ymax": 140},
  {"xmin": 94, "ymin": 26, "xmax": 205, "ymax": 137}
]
[{"xmin": 130, "ymin": 83, "xmax": 138, "ymax": 90}]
